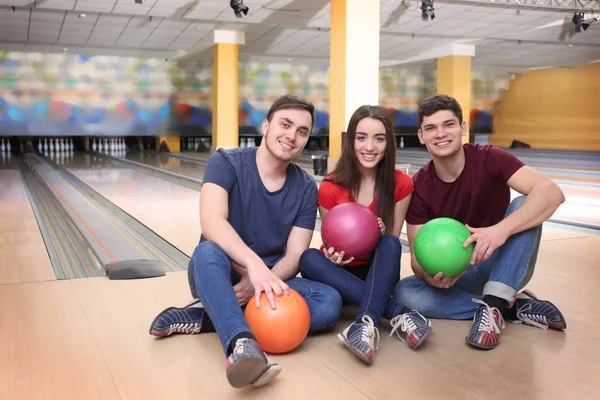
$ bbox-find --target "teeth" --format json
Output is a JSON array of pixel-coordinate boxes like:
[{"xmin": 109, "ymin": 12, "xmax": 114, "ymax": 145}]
[
  {"xmin": 279, "ymin": 141, "xmax": 293, "ymax": 149},
  {"xmin": 436, "ymin": 141, "xmax": 450, "ymax": 146},
  {"xmin": 362, "ymin": 154, "xmax": 376, "ymax": 160}
]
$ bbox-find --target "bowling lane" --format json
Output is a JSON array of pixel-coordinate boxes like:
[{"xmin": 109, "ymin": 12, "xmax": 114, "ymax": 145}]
[
  {"xmin": 66, "ymin": 153, "xmax": 201, "ymax": 257},
  {"xmin": 0, "ymin": 167, "xmax": 56, "ymax": 284},
  {"xmin": 123, "ymin": 151, "xmax": 207, "ymax": 181}
]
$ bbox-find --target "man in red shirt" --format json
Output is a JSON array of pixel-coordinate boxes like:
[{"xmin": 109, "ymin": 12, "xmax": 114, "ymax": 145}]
[{"xmin": 394, "ymin": 94, "xmax": 567, "ymax": 350}]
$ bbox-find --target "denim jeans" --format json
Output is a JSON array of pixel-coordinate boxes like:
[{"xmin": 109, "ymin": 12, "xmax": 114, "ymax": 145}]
[
  {"xmin": 393, "ymin": 196, "xmax": 542, "ymax": 320},
  {"xmin": 299, "ymin": 234, "xmax": 405, "ymax": 325},
  {"xmin": 187, "ymin": 241, "xmax": 343, "ymax": 354}
]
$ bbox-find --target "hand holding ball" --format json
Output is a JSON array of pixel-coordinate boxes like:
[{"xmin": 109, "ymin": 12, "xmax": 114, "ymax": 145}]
[{"xmin": 321, "ymin": 202, "xmax": 380, "ymax": 261}]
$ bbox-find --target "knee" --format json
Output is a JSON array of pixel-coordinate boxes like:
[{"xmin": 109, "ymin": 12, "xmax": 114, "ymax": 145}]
[
  {"xmin": 292, "ymin": 278, "xmax": 342, "ymax": 331},
  {"xmin": 506, "ymin": 195, "xmax": 526, "ymax": 215},
  {"xmin": 310, "ymin": 284, "xmax": 342, "ymax": 331},
  {"xmin": 299, "ymin": 248, "xmax": 325, "ymax": 275},
  {"xmin": 378, "ymin": 234, "xmax": 402, "ymax": 254},
  {"xmin": 192, "ymin": 241, "xmax": 229, "ymax": 262},
  {"xmin": 393, "ymin": 276, "xmax": 436, "ymax": 315}
]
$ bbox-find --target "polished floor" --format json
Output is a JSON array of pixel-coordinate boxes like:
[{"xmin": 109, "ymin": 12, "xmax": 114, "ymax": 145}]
[{"xmin": 0, "ymin": 149, "xmax": 599, "ymax": 400}]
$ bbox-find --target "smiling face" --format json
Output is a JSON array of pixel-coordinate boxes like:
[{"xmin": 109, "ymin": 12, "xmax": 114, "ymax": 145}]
[
  {"xmin": 354, "ymin": 117, "xmax": 387, "ymax": 172},
  {"xmin": 261, "ymin": 109, "xmax": 312, "ymax": 162},
  {"xmin": 418, "ymin": 110, "xmax": 467, "ymax": 158}
]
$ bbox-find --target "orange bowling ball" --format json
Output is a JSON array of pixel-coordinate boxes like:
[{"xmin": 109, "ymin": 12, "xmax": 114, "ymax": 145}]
[{"xmin": 244, "ymin": 289, "xmax": 311, "ymax": 354}]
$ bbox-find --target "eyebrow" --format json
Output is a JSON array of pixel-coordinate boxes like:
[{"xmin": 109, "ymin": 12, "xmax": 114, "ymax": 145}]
[
  {"xmin": 424, "ymin": 119, "xmax": 456, "ymax": 127},
  {"xmin": 356, "ymin": 131, "xmax": 386, "ymax": 136},
  {"xmin": 280, "ymin": 117, "xmax": 309, "ymax": 131}
]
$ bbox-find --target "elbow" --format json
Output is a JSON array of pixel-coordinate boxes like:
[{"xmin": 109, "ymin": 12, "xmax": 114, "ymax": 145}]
[{"xmin": 551, "ymin": 181, "xmax": 566, "ymax": 206}]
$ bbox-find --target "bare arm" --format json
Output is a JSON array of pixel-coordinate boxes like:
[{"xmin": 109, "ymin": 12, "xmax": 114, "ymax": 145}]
[
  {"xmin": 498, "ymin": 166, "xmax": 565, "ymax": 235},
  {"xmin": 270, "ymin": 226, "xmax": 314, "ymax": 281},
  {"xmin": 199, "ymin": 183, "xmax": 263, "ymax": 269}
]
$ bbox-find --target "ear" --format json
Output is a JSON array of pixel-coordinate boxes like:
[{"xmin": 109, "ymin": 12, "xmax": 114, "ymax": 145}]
[
  {"xmin": 460, "ymin": 120, "xmax": 468, "ymax": 137},
  {"xmin": 417, "ymin": 129, "xmax": 425, "ymax": 144},
  {"xmin": 261, "ymin": 119, "xmax": 269, "ymax": 136}
]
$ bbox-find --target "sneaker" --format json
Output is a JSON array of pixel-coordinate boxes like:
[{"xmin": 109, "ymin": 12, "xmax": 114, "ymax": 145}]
[
  {"xmin": 337, "ymin": 315, "xmax": 380, "ymax": 365},
  {"xmin": 389, "ymin": 310, "xmax": 432, "ymax": 349},
  {"xmin": 149, "ymin": 299, "xmax": 205, "ymax": 337},
  {"xmin": 513, "ymin": 290, "xmax": 567, "ymax": 330},
  {"xmin": 465, "ymin": 299, "xmax": 505, "ymax": 350},
  {"xmin": 225, "ymin": 338, "xmax": 282, "ymax": 388}
]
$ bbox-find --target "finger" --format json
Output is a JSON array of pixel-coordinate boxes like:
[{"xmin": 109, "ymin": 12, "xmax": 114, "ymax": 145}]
[
  {"xmin": 465, "ymin": 224, "xmax": 479, "ymax": 233},
  {"xmin": 327, "ymin": 246, "xmax": 335, "ymax": 256},
  {"xmin": 341, "ymin": 257, "xmax": 355, "ymax": 265},
  {"xmin": 271, "ymin": 281, "xmax": 283, "ymax": 297},
  {"xmin": 482, "ymin": 245, "xmax": 495, "ymax": 262},
  {"xmin": 475, "ymin": 244, "xmax": 488, "ymax": 265},
  {"xmin": 281, "ymin": 281, "xmax": 290, "ymax": 295},
  {"xmin": 463, "ymin": 234, "xmax": 476, "ymax": 248},
  {"xmin": 337, "ymin": 251, "xmax": 346, "ymax": 264},
  {"xmin": 265, "ymin": 289, "xmax": 277, "ymax": 310},
  {"xmin": 254, "ymin": 288, "xmax": 262, "ymax": 308},
  {"xmin": 471, "ymin": 241, "xmax": 483, "ymax": 265}
]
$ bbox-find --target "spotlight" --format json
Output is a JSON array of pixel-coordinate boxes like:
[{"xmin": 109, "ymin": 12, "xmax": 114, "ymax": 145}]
[
  {"xmin": 421, "ymin": 0, "xmax": 435, "ymax": 21},
  {"xmin": 572, "ymin": 12, "xmax": 589, "ymax": 32},
  {"xmin": 230, "ymin": 0, "xmax": 249, "ymax": 18},
  {"xmin": 134, "ymin": 0, "xmax": 144, "ymax": 4}
]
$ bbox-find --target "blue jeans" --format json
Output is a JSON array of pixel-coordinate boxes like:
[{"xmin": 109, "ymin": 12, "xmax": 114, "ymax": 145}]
[
  {"xmin": 299, "ymin": 234, "xmax": 404, "ymax": 325},
  {"xmin": 187, "ymin": 241, "xmax": 343, "ymax": 354},
  {"xmin": 393, "ymin": 196, "xmax": 541, "ymax": 320}
]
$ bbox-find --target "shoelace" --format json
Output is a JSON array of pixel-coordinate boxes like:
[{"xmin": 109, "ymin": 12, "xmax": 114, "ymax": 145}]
[
  {"xmin": 351, "ymin": 315, "xmax": 380, "ymax": 351},
  {"xmin": 516, "ymin": 303, "xmax": 549, "ymax": 330},
  {"xmin": 389, "ymin": 311, "xmax": 428, "ymax": 342},
  {"xmin": 168, "ymin": 322, "xmax": 201, "ymax": 335},
  {"xmin": 472, "ymin": 299, "xmax": 505, "ymax": 333}
]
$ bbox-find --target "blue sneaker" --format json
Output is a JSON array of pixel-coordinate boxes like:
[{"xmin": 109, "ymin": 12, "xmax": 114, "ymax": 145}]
[
  {"xmin": 225, "ymin": 338, "xmax": 281, "ymax": 388},
  {"xmin": 149, "ymin": 299, "xmax": 206, "ymax": 337},
  {"xmin": 513, "ymin": 290, "xmax": 567, "ymax": 330},
  {"xmin": 389, "ymin": 310, "xmax": 432, "ymax": 349},
  {"xmin": 337, "ymin": 315, "xmax": 380, "ymax": 365}
]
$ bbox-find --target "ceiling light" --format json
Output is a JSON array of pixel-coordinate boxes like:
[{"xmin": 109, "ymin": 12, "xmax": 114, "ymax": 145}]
[
  {"xmin": 421, "ymin": 0, "xmax": 435, "ymax": 21},
  {"xmin": 230, "ymin": 0, "xmax": 249, "ymax": 18}
]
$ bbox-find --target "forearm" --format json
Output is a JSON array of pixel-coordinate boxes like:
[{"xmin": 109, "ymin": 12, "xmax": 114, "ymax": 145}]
[
  {"xmin": 498, "ymin": 182, "xmax": 565, "ymax": 236},
  {"xmin": 270, "ymin": 253, "xmax": 301, "ymax": 281},
  {"xmin": 201, "ymin": 216, "xmax": 263, "ymax": 269}
]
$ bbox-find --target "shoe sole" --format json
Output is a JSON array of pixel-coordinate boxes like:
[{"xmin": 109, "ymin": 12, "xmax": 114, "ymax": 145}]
[
  {"xmin": 337, "ymin": 333, "xmax": 373, "ymax": 365},
  {"xmin": 227, "ymin": 358, "xmax": 279, "ymax": 388},
  {"xmin": 465, "ymin": 337, "xmax": 497, "ymax": 350}
]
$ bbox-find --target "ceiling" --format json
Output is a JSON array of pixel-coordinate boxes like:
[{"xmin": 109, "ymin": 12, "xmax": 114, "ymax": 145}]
[{"xmin": 0, "ymin": 0, "xmax": 599, "ymax": 72}]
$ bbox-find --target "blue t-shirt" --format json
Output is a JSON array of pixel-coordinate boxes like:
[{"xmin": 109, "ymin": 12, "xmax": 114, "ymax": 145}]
[{"xmin": 201, "ymin": 147, "xmax": 318, "ymax": 267}]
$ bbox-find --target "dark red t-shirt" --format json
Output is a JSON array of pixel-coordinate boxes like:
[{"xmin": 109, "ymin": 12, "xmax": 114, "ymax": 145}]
[{"xmin": 405, "ymin": 144, "xmax": 525, "ymax": 228}]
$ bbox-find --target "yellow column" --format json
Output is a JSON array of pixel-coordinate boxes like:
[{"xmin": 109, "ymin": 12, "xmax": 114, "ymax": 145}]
[
  {"xmin": 211, "ymin": 30, "xmax": 244, "ymax": 149},
  {"xmin": 437, "ymin": 55, "xmax": 472, "ymax": 143},
  {"xmin": 329, "ymin": 0, "xmax": 380, "ymax": 164}
]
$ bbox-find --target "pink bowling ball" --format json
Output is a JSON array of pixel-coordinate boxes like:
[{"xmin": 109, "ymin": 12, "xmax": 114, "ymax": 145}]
[{"xmin": 321, "ymin": 202, "xmax": 380, "ymax": 261}]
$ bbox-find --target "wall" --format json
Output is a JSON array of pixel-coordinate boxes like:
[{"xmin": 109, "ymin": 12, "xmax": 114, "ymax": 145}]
[
  {"xmin": 0, "ymin": 51, "xmax": 211, "ymax": 137},
  {"xmin": 0, "ymin": 50, "xmax": 510, "ymax": 139},
  {"xmin": 491, "ymin": 63, "xmax": 600, "ymax": 151}
]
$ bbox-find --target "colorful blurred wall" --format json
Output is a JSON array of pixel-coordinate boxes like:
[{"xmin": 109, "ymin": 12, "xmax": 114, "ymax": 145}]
[{"xmin": 1, "ymin": 50, "xmax": 508, "ymax": 141}]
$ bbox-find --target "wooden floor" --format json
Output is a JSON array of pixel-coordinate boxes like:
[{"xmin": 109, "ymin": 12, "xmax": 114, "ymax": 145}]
[{"xmin": 1, "ymin": 154, "xmax": 599, "ymax": 400}]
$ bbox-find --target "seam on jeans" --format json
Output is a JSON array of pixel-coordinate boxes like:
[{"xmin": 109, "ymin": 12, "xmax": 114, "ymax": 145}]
[
  {"xmin": 517, "ymin": 225, "xmax": 542, "ymax": 290},
  {"xmin": 362, "ymin": 248, "xmax": 377, "ymax": 318},
  {"xmin": 289, "ymin": 281, "xmax": 315, "ymax": 296}
]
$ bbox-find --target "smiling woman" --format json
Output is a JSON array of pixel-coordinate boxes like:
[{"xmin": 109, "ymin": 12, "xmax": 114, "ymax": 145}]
[{"xmin": 298, "ymin": 104, "xmax": 433, "ymax": 365}]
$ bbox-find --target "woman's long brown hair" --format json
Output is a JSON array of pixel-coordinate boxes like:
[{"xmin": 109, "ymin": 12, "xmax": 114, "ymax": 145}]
[{"xmin": 326, "ymin": 105, "xmax": 397, "ymax": 232}]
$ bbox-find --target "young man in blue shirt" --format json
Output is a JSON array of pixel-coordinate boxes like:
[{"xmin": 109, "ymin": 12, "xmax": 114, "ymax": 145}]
[{"xmin": 149, "ymin": 95, "xmax": 342, "ymax": 389}]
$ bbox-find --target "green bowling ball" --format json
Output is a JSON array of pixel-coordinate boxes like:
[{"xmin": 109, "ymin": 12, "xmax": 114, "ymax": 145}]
[{"xmin": 413, "ymin": 217, "xmax": 474, "ymax": 277}]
